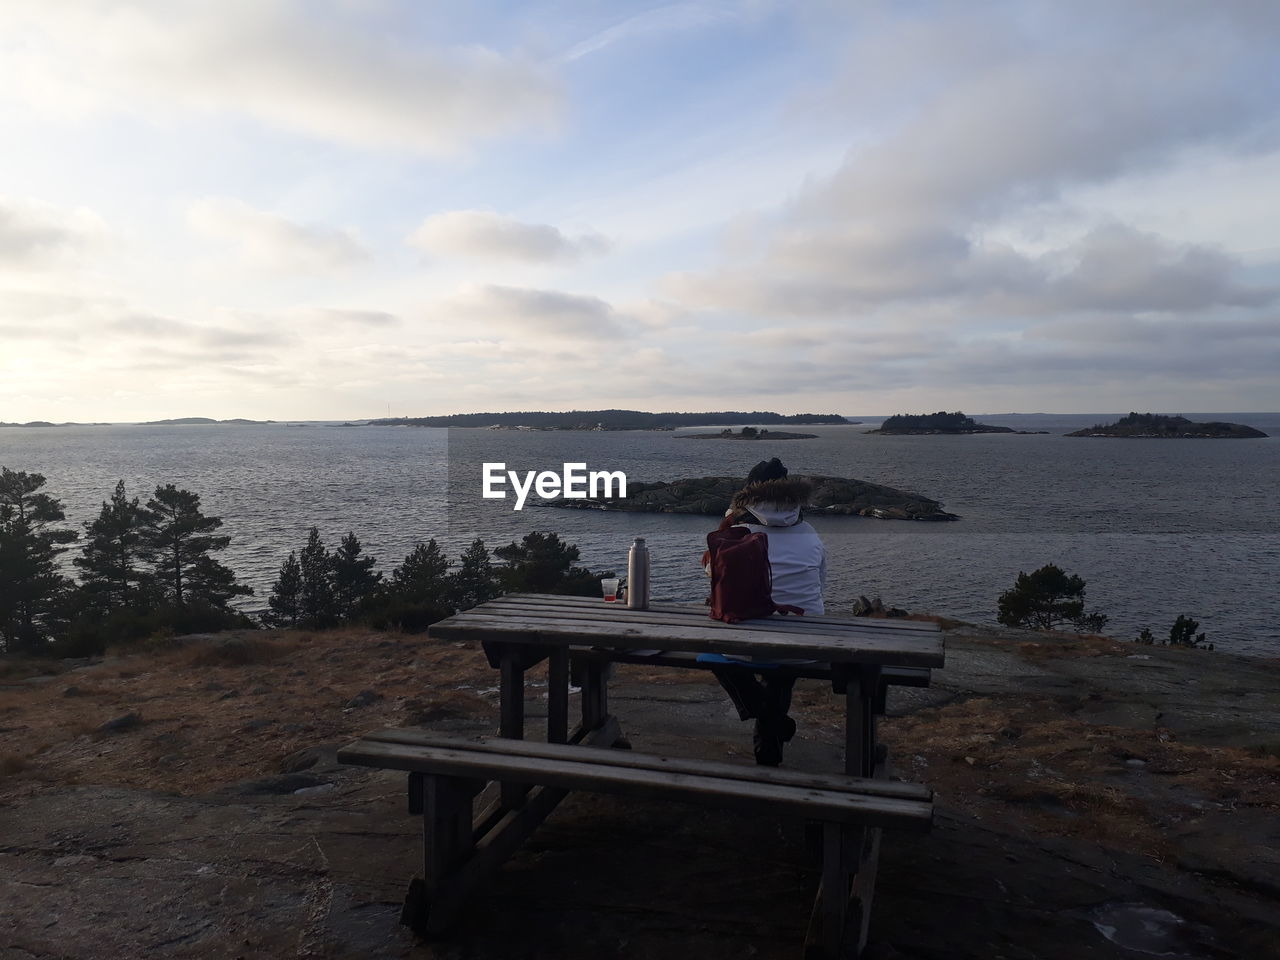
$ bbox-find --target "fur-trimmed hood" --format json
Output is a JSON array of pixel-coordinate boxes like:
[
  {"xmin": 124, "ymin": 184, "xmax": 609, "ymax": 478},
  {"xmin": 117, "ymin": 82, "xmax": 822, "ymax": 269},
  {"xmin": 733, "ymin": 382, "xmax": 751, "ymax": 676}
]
[{"xmin": 731, "ymin": 476, "xmax": 812, "ymax": 513}]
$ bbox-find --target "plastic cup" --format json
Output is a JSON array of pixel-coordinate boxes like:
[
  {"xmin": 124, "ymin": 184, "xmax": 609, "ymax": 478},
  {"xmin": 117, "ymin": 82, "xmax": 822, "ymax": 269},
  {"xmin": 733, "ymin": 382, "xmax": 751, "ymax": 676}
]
[{"xmin": 600, "ymin": 577, "xmax": 620, "ymax": 602}]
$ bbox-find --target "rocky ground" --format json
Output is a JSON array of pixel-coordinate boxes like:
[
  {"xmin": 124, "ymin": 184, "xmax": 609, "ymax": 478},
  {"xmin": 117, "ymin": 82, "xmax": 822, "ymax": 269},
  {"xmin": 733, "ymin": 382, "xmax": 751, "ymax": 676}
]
[{"xmin": 1, "ymin": 620, "xmax": 1277, "ymax": 959}]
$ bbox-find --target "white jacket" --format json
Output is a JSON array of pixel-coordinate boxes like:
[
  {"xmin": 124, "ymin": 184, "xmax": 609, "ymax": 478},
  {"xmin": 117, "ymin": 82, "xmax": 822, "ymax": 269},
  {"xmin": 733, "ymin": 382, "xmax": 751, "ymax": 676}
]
[{"xmin": 736, "ymin": 502, "xmax": 827, "ymax": 615}]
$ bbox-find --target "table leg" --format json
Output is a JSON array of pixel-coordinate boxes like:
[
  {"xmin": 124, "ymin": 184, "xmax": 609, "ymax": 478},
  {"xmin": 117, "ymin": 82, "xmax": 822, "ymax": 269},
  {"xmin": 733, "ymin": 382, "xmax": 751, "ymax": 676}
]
[
  {"xmin": 579, "ymin": 660, "xmax": 611, "ymax": 731},
  {"xmin": 498, "ymin": 652, "xmax": 529, "ymax": 807},
  {"xmin": 838, "ymin": 666, "xmax": 881, "ymax": 778},
  {"xmin": 547, "ymin": 647, "xmax": 569, "ymax": 744}
]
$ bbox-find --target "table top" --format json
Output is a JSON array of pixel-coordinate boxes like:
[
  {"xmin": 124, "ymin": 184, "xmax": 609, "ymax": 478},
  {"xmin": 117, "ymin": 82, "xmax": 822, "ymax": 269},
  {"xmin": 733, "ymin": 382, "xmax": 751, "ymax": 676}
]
[{"xmin": 428, "ymin": 593, "xmax": 945, "ymax": 668}]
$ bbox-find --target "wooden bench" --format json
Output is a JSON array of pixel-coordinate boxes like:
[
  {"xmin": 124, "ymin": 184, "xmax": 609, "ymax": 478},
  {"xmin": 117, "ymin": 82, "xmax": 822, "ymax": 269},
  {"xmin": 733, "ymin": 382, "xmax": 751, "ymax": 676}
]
[
  {"xmin": 568, "ymin": 646, "xmax": 931, "ymax": 715},
  {"xmin": 339, "ymin": 729, "xmax": 933, "ymax": 959}
]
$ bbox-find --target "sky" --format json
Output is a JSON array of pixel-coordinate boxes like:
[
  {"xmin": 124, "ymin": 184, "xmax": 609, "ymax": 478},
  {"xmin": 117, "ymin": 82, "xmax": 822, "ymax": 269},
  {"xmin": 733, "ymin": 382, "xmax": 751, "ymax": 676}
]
[{"xmin": 2, "ymin": 0, "xmax": 1279, "ymax": 422}]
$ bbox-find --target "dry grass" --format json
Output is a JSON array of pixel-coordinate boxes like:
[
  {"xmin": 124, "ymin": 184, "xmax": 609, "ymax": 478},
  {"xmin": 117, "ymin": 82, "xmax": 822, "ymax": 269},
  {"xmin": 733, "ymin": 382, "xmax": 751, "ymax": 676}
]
[{"xmin": 0, "ymin": 627, "xmax": 500, "ymax": 799}]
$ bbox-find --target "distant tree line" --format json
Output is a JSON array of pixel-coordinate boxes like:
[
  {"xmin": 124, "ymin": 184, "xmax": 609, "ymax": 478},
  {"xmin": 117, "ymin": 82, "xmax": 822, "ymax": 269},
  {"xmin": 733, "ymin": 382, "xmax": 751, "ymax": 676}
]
[
  {"xmin": 1, "ymin": 466, "xmax": 612, "ymax": 657},
  {"xmin": 368, "ymin": 409, "xmax": 846, "ymax": 429}
]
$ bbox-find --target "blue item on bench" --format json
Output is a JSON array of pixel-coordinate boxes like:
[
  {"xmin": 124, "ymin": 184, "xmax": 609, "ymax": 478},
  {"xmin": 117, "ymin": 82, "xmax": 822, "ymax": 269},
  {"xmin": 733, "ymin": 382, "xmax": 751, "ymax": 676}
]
[{"xmin": 696, "ymin": 652, "xmax": 781, "ymax": 669}]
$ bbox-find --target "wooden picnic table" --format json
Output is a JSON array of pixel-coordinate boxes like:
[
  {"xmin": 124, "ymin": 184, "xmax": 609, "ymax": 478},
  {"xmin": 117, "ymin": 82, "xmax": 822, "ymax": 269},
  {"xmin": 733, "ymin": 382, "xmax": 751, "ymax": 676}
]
[
  {"xmin": 341, "ymin": 593, "xmax": 945, "ymax": 958},
  {"xmin": 428, "ymin": 592, "xmax": 945, "ymax": 779}
]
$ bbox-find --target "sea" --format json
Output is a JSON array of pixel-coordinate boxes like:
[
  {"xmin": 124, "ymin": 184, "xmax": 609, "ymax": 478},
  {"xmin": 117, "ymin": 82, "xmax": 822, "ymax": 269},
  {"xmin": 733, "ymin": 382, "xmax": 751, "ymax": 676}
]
[{"xmin": 2, "ymin": 413, "xmax": 1277, "ymax": 657}]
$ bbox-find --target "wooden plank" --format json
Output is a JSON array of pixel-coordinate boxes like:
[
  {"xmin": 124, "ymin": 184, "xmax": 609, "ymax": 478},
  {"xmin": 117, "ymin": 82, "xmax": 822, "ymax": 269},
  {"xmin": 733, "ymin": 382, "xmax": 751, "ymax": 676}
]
[
  {"xmin": 360, "ymin": 730, "xmax": 932, "ymax": 802},
  {"xmin": 486, "ymin": 594, "xmax": 943, "ymax": 632},
  {"xmin": 473, "ymin": 603, "xmax": 932, "ymax": 642},
  {"xmin": 337, "ymin": 740, "xmax": 933, "ymax": 829},
  {"xmin": 473, "ymin": 600, "xmax": 942, "ymax": 639},
  {"xmin": 568, "ymin": 647, "xmax": 932, "ymax": 687},
  {"xmin": 447, "ymin": 597, "xmax": 942, "ymax": 638},
  {"xmin": 429, "ymin": 615, "xmax": 944, "ymax": 668}
]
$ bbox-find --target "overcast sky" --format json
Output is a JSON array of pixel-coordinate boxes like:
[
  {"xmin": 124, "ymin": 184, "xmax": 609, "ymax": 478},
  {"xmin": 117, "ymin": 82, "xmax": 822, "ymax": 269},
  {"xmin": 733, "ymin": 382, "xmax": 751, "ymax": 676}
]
[{"xmin": 2, "ymin": 0, "xmax": 1279, "ymax": 421}]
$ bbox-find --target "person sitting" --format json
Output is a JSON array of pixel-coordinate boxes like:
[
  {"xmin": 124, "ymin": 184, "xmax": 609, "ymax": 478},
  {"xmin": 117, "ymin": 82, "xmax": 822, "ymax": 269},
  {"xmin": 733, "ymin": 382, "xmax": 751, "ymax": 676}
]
[{"xmin": 706, "ymin": 458, "xmax": 827, "ymax": 765}]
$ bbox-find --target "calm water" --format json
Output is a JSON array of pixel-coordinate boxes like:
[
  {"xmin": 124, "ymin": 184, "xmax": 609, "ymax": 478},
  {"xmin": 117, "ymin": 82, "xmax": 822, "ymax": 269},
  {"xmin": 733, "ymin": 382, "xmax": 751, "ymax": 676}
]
[{"xmin": 2, "ymin": 413, "xmax": 1277, "ymax": 656}]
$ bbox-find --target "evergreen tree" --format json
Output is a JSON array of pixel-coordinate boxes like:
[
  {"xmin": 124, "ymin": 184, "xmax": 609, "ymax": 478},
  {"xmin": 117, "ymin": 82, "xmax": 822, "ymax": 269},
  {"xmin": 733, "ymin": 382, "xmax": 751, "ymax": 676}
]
[
  {"xmin": 364, "ymin": 539, "xmax": 453, "ymax": 632},
  {"xmin": 298, "ymin": 527, "xmax": 336, "ymax": 626},
  {"xmin": 141, "ymin": 484, "xmax": 251, "ymax": 609},
  {"xmin": 264, "ymin": 550, "xmax": 303, "ymax": 627},
  {"xmin": 996, "ymin": 563, "xmax": 1106, "ymax": 632},
  {"xmin": 450, "ymin": 537, "xmax": 499, "ymax": 611},
  {"xmin": 494, "ymin": 531, "xmax": 601, "ymax": 595},
  {"xmin": 73, "ymin": 479, "xmax": 153, "ymax": 614},
  {"xmin": 391, "ymin": 539, "xmax": 450, "ymax": 602},
  {"xmin": 448, "ymin": 538, "xmax": 499, "ymax": 611},
  {"xmin": 332, "ymin": 531, "xmax": 380, "ymax": 618},
  {"xmin": 0, "ymin": 468, "xmax": 77, "ymax": 652}
]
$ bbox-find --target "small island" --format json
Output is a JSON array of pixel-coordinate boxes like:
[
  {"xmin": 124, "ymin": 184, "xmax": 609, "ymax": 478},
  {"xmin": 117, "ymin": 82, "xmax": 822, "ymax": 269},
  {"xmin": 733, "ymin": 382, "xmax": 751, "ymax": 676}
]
[
  {"xmin": 1066, "ymin": 413, "xmax": 1268, "ymax": 439},
  {"xmin": 679, "ymin": 427, "xmax": 817, "ymax": 441},
  {"xmin": 867, "ymin": 411, "xmax": 1017, "ymax": 435},
  {"xmin": 546, "ymin": 474, "xmax": 958, "ymax": 520}
]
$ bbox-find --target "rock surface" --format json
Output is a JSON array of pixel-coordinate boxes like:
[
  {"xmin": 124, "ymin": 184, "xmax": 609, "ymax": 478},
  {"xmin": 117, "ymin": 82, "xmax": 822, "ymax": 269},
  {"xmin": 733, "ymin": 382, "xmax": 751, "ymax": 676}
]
[
  {"xmin": 548, "ymin": 473, "xmax": 959, "ymax": 520},
  {"xmin": 0, "ymin": 625, "xmax": 1276, "ymax": 959}
]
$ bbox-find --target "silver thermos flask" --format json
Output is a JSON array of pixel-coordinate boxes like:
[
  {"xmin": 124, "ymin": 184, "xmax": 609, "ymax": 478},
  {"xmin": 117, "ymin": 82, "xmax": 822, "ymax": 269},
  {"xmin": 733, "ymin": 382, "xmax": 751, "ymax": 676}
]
[{"xmin": 627, "ymin": 537, "xmax": 650, "ymax": 609}]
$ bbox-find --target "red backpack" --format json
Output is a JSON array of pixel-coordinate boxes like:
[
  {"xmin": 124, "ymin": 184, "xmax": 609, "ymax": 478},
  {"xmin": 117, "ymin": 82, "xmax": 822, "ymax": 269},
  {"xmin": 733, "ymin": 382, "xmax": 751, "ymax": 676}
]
[{"xmin": 705, "ymin": 527, "xmax": 805, "ymax": 623}]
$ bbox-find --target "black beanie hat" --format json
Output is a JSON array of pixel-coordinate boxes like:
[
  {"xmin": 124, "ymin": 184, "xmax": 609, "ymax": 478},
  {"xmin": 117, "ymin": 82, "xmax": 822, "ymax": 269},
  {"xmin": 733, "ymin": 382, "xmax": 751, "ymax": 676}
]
[{"xmin": 745, "ymin": 457, "xmax": 788, "ymax": 485}]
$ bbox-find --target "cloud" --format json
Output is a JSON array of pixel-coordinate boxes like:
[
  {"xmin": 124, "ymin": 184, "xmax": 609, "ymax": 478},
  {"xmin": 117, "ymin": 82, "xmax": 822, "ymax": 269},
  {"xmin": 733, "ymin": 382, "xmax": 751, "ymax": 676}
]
[
  {"xmin": 0, "ymin": 0, "xmax": 561, "ymax": 156},
  {"xmin": 187, "ymin": 197, "xmax": 367, "ymax": 272},
  {"xmin": 444, "ymin": 284, "xmax": 622, "ymax": 338},
  {"xmin": 308, "ymin": 308, "xmax": 399, "ymax": 327},
  {"xmin": 671, "ymin": 3, "xmax": 1280, "ymax": 329},
  {"xmin": 0, "ymin": 196, "xmax": 109, "ymax": 268},
  {"xmin": 108, "ymin": 312, "xmax": 292, "ymax": 348},
  {"xmin": 407, "ymin": 210, "xmax": 610, "ymax": 263},
  {"xmin": 1048, "ymin": 224, "xmax": 1276, "ymax": 312}
]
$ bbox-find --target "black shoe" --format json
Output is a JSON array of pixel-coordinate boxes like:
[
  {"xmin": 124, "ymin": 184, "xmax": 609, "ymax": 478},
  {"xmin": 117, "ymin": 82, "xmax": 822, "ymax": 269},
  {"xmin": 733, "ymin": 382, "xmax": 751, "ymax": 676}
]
[{"xmin": 753, "ymin": 718, "xmax": 785, "ymax": 766}]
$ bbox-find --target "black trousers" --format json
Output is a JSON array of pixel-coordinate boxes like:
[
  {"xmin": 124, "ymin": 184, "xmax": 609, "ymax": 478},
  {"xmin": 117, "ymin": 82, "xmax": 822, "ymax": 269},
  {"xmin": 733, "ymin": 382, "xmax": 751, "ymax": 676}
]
[{"xmin": 711, "ymin": 664, "xmax": 795, "ymax": 724}]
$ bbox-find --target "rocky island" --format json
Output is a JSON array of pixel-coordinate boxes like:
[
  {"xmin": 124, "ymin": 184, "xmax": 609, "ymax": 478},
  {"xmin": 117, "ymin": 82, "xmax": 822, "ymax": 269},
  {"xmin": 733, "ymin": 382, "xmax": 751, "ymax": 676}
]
[
  {"xmin": 547, "ymin": 473, "xmax": 958, "ymax": 520},
  {"xmin": 868, "ymin": 411, "xmax": 1029, "ymax": 435},
  {"xmin": 678, "ymin": 427, "xmax": 818, "ymax": 440},
  {"xmin": 1067, "ymin": 412, "xmax": 1268, "ymax": 438}
]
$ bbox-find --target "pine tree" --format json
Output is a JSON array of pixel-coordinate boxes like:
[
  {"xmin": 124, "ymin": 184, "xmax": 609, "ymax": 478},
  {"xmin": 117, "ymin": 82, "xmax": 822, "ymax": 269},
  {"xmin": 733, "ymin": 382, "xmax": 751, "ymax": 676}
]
[
  {"xmin": 391, "ymin": 539, "xmax": 450, "ymax": 603},
  {"xmin": 299, "ymin": 527, "xmax": 336, "ymax": 626},
  {"xmin": 332, "ymin": 531, "xmax": 380, "ymax": 619},
  {"xmin": 0, "ymin": 468, "xmax": 77, "ymax": 652},
  {"xmin": 264, "ymin": 551, "xmax": 303, "ymax": 628},
  {"xmin": 73, "ymin": 480, "xmax": 153, "ymax": 614},
  {"xmin": 448, "ymin": 538, "xmax": 498, "ymax": 611},
  {"xmin": 996, "ymin": 564, "xmax": 1106, "ymax": 632},
  {"xmin": 141, "ymin": 484, "xmax": 251, "ymax": 609},
  {"xmin": 494, "ymin": 531, "xmax": 601, "ymax": 595}
]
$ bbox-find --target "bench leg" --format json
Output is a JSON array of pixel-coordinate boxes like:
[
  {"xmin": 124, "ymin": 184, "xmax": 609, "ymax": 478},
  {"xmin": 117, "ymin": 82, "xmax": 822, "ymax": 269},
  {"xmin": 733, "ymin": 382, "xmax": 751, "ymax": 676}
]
[
  {"xmin": 402, "ymin": 775, "xmax": 480, "ymax": 935},
  {"xmin": 402, "ymin": 720, "xmax": 623, "ymax": 937},
  {"xmin": 805, "ymin": 822, "xmax": 882, "ymax": 959}
]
